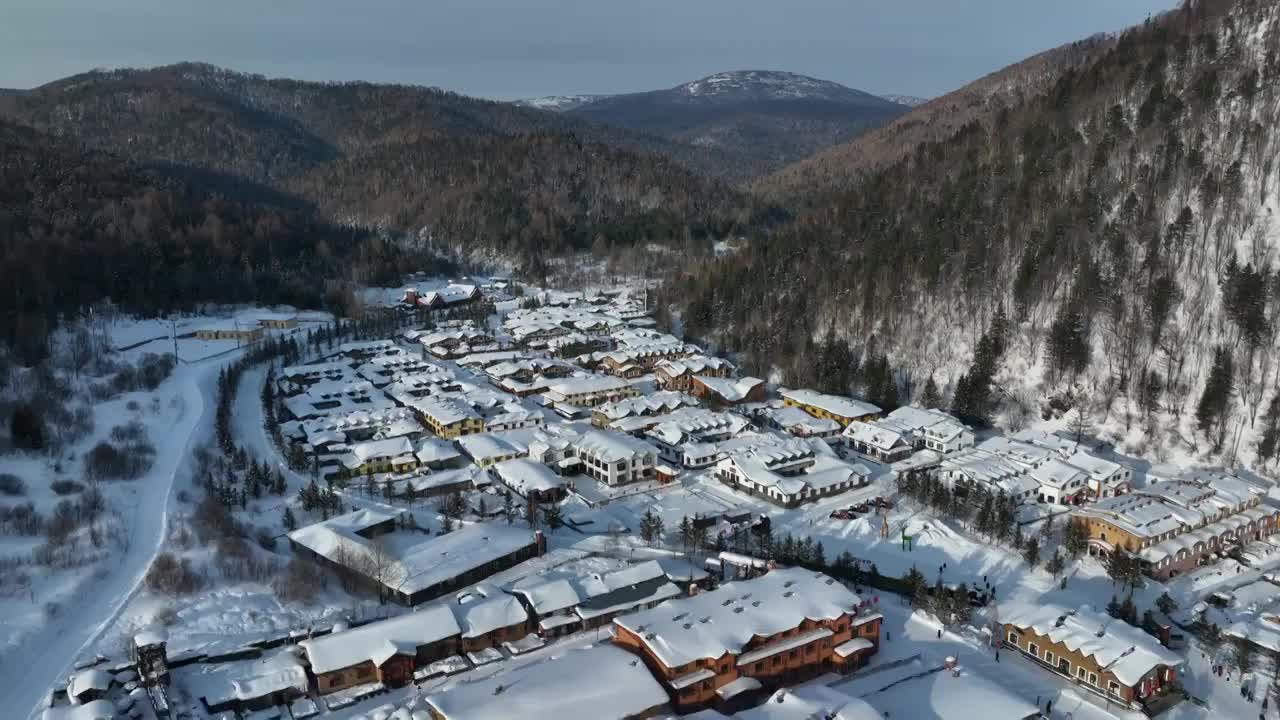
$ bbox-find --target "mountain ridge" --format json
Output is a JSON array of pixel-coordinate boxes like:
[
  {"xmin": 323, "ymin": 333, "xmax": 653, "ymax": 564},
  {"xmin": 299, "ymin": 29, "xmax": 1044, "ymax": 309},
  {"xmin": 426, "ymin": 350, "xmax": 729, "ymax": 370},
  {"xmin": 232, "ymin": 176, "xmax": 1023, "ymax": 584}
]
[{"xmin": 552, "ymin": 69, "xmax": 908, "ymax": 176}]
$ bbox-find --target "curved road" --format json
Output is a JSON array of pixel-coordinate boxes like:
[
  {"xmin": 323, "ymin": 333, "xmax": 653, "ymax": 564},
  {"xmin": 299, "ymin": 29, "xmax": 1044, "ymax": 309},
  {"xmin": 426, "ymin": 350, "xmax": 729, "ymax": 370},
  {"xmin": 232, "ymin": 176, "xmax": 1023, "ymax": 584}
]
[{"xmin": 1, "ymin": 357, "xmax": 223, "ymax": 720}]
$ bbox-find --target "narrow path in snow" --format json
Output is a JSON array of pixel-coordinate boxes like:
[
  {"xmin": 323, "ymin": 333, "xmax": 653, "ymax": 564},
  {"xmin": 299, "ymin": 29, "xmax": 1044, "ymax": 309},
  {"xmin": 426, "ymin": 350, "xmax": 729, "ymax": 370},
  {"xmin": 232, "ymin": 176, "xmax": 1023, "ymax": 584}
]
[{"xmin": 0, "ymin": 357, "xmax": 225, "ymax": 720}]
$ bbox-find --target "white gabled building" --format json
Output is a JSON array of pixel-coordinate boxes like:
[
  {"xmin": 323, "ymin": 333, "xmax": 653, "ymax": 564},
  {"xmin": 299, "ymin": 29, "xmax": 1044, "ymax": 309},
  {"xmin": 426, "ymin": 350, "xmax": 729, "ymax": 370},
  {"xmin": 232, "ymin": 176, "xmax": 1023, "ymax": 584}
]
[
  {"xmin": 715, "ymin": 438, "xmax": 871, "ymax": 507},
  {"xmin": 1027, "ymin": 458, "xmax": 1089, "ymax": 505},
  {"xmin": 843, "ymin": 420, "xmax": 914, "ymax": 462},
  {"xmin": 938, "ymin": 448, "xmax": 1038, "ymax": 503},
  {"xmin": 573, "ymin": 430, "xmax": 658, "ymax": 486},
  {"xmin": 1065, "ymin": 450, "xmax": 1132, "ymax": 499}
]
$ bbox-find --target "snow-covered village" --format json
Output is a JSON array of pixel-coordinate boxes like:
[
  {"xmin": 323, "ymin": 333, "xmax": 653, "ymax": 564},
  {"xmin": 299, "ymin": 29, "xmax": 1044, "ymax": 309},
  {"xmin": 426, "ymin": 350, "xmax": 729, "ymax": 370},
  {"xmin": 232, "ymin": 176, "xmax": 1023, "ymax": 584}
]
[
  {"xmin": 0, "ymin": 271, "xmax": 1276, "ymax": 720},
  {"xmin": 10, "ymin": 2, "xmax": 1280, "ymax": 720}
]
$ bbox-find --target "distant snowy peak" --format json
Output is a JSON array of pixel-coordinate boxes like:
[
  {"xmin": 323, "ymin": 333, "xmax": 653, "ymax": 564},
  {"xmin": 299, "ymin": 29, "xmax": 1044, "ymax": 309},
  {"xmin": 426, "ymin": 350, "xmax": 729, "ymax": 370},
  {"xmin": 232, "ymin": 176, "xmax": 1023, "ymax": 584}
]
[
  {"xmin": 879, "ymin": 93, "xmax": 929, "ymax": 108},
  {"xmin": 673, "ymin": 70, "xmax": 881, "ymax": 104},
  {"xmin": 516, "ymin": 94, "xmax": 608, "ymax": 112}
]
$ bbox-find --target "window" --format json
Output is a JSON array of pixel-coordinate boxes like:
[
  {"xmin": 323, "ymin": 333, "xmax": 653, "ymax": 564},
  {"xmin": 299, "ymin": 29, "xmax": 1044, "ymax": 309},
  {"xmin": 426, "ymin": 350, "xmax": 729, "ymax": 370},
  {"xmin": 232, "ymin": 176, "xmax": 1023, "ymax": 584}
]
[
  {"xmin": 1058, "ymin": 658, "xmax": 1070, "ymax": 674},
  {"xmin": 1028, "ymin": 643, "xmax": 1039, "ymax": 658},
  {"xmin": 1045, "ymin": 651, "xmax": 1055, "ymax": 666},
  {"xmin": 1007, "ymin": 632, "xmax": 1019, "ymax": 645},
  {"xmin": 1077, "ymin": 667, "xmax": 1087, "ymax": 680},
  {"xmin": 1088, "ymin": 672, "xmax": 1098, "ymax": 685},
  {"xmin": 1108, "ymin": 681, "xmax": 1121, "ymax": 696}
]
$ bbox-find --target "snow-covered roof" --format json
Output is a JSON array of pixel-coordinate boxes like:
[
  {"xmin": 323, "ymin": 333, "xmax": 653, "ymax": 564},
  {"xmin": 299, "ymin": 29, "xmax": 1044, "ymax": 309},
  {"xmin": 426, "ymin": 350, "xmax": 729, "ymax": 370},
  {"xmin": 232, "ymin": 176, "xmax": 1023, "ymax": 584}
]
[
  {"xmin": 288, "ymin": 508, "xmax": 396, "ymax": 562},
  {"xmin": 694, "ymin": 375, "xmax": 765, "ymax": 402},
  {"xmin": 614, "ymin": 567, "xmax": 862, "ymax": 667},
  {"xmin": 412, "ymin": 396, "xmax": 481, "ymax": 426},
  {"xmin": 575, "ymin": 430, "xmax": 658, "ymax": 463},
  {"xmin": 546, "ymin": 375, "xmax": 632, "ymax": 398},
  {"xmin": 780, "ymin": 389, "xmax": 880, "ymax": 419},
  {"xmin": 512, "ymin": 560, "xmax": 676, "ymax": 618},
  {"xmin": 843, "ymin": 420, "xmax": 910, "ymax": 451},
  {"xmin": 1139, "ymin": 505, "xmax": 1279, "ymax": 562},
  {"xmin": 134, "ymin": 628, "xmax": 168, "ymax": 647},
  {"xmin": 1011, "ymin": 428, "xmax": 1081, "ymax": 457},
  {"xmin": 395, "ymin": 467, "xmax": 483, "ymax": 495},
  {"xmin": 1073, "ymin": 493, "xmax": 1188, "ymax": 539},
  {"xmin": 416, "ymin": 438, "xmax": 462, "ymax": 464},
  {"xmin": 300, "ymin": 605, "xmax": 461, "ymax": 674},
  {"xmin": 67, "ymin": 668, "xmax": 112, "ymax": 697},
  {"xmin": 492, "ymin": 458, "xmax": 566, "ymax": 495},
  {"xmin": 514, "ymin": 578, "xmax": 584, "ymax": 616},
  {"xmin": 1026, "ymin": 458, "xmax": 1087, "ymax": 490},
  {"xmin": 342, "ymin": 436, "xmax": 416, "ymax": 469},
  {"xmin": 455, "ymin": 593, "xmax": 528, "ymax": 639},
  {"xmin": 282, "ymin": 360, "xmax": 353, "ymax": 379},
  {"xmin": 593, "ymin": 391, "xmax": 698, "ymax": 421},
  {"xmin": 188, "ymin": 648, "xmax": 309, "ymax": 707},
  {"xmin": 384, "ymin": 523, "xmax": 539, "ymax": 596},
  {"xmin": 458, "ymin": 433, "xmax": 526, "ymax": 463},
  {"xmin": 1064, "ymin": 450, "xmax": 1125, "ymax": 482},
  {"xmin": 768, "ymin": 405, "xmax": 842, "ymax": 434},
  {"xmin": 424, "ymin": 644, "xmax": 667, "ymax": 720},
  {"xmin": 1003, "ymin": 604, "xmax": 1182, "ymax": 686},
  {"xmin": 976, "ymin": 436, "xmax": 1054, "ymax": 468}
]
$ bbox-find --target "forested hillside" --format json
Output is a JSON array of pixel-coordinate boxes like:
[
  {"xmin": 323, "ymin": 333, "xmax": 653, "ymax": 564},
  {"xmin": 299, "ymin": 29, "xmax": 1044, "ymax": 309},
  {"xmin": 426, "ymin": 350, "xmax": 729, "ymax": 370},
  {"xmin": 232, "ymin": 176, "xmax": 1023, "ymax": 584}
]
[
  {"xmin": 0, "ymin": 119, "xmax": 438, "ymax": 362},
  {"xmin": 0, "ymin": 63, "xmax": 761, "ymax": 246},
  {"xmin": 753, "ymin": 37, "xmax": 1116, "ymax": 199},
  {"xmin": 671, "ymin": 0, "xmax": 1280, "ymax": 471}
]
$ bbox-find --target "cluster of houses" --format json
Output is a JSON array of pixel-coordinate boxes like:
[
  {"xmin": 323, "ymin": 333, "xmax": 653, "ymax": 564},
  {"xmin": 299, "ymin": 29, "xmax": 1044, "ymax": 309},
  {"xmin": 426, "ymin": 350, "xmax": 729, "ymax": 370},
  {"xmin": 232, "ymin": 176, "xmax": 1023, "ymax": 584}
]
[
  {"xmin": 141, "ymin": 561, "xmax": 885, "ymax": 719},
  {"xmin": 1071, "ymin": 467, "xmax": 1280, "ymax": 579},
  {"xmin": 236, "ymin": 283, "xmax": 1280, "ymax": 718}
]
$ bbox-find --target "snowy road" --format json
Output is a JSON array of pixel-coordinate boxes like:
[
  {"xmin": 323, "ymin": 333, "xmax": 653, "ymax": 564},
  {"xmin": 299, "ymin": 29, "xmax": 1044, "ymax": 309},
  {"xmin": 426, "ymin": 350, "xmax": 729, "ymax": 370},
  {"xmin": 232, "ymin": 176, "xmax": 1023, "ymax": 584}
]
[{"xmin": 0, "ymin": 358, "xmax": 224, "ymax": 720}]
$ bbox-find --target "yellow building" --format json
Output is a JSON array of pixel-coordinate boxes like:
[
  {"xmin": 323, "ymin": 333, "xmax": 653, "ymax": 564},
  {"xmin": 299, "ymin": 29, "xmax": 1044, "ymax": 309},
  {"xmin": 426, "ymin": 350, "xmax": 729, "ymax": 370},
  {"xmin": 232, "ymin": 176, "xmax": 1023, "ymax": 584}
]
[
  {"xmin": 414, "ymin": 398, "xmax": 484, "ymax": 439},
  {"xmin": 342, "ymin": 437, "xmax": 420, "ymax": 477},
  {"xmin": 780, "ymin": 389, "xmax": 880, "ymax": 427}
]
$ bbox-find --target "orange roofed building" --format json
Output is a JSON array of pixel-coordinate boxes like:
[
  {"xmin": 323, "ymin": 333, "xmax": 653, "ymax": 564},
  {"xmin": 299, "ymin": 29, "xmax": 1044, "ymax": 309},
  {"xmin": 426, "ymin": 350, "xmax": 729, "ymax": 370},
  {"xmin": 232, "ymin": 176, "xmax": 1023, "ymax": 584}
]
[{"xmin": 612, "ymin": 567, "xmax": 880, "ymax": 712}]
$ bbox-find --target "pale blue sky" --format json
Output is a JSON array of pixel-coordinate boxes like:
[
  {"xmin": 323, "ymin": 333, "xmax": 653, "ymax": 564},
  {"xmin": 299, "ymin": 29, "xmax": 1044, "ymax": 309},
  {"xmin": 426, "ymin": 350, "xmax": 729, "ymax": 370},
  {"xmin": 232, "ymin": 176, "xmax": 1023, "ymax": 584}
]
[{"xmin": 1, "ymin": 0, "xmax": 1177, "ymax": 98}]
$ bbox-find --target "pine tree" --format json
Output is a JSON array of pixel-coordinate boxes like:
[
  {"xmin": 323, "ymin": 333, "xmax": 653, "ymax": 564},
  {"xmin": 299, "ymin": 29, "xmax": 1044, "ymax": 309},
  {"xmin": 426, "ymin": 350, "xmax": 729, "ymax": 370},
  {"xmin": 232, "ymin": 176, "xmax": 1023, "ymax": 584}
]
[
  {"xmin": 920, "ymin": 374, "xmax": 942, "ymax": 409},
  {"xmin": 1155, "ymin": 591, "xmax": 1178, "ymax": 615},
  {"xmin": 1064, "ymin": 518, "xmax": 1089, "ymax": 559},
  {"xmin": 503, "ymin": 490, "xmax": 514, "ymax": 525},
  {"xmin": 543, "ymin": 504, "xmax": 563, "ymax": 530},
  {"xmin": 1046, "ymin": 549, "xmax": 1065, "ymax": 578},
  {"xmin": 678, "ymin": 516, "xmax": 694, "ymax": 557},
  {"xmin": 1257, "ymin": 394, "xmax": 1280, "ymax": 467},
  {"xmin": 282, "ymin": 506, "xmax": 297, "ymax": 532},
  {"xmin": 1022, "ymin": 537, "xmax": 1040, "ymax": 568},
  {"xmin": 1195, "ymin": 346, "xmax": 1234, "ymax": 446}
]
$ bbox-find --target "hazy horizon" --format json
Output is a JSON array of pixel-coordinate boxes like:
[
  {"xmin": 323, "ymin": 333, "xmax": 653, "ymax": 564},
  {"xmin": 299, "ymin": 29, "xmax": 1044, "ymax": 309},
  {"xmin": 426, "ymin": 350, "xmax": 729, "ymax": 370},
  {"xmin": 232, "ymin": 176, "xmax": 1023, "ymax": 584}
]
[{"xmin": 3, "ymin": 0, "xmax": 1176, "ymax": 100}]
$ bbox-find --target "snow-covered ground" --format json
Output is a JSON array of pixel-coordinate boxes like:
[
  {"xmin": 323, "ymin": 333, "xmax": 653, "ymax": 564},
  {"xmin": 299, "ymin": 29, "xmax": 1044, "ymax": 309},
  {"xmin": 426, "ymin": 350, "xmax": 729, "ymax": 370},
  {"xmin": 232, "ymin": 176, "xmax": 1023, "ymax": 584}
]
[
  {"xmin": 0, "ymin": 351, "xmax": 220, "ymax": 720},
  {"xmin": 0, "ymin": 308, "xmax": 332, "ymax": 720}
]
